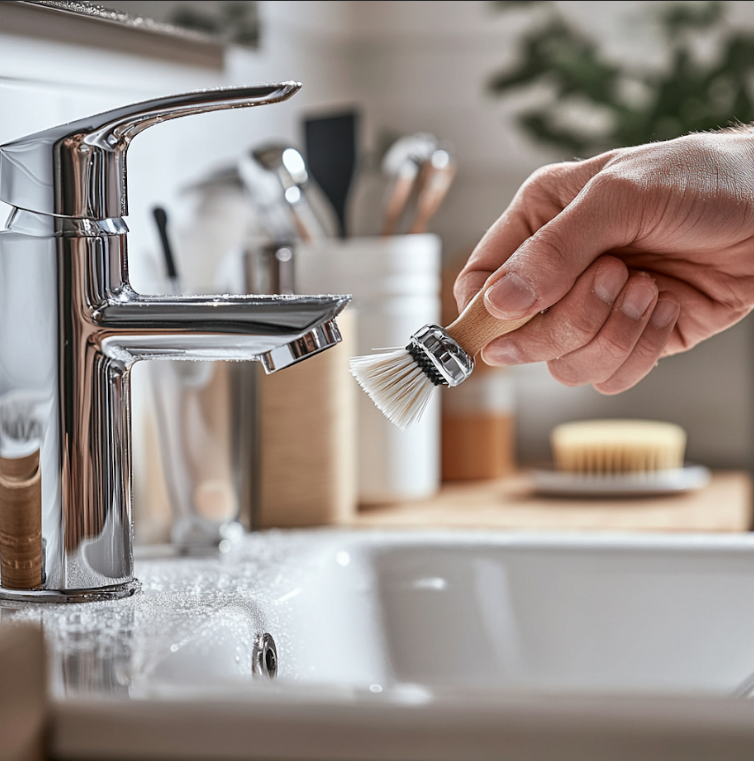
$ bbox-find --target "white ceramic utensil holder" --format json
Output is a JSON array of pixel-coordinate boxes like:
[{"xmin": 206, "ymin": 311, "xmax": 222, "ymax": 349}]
[{"xmin": 298, "ymin": 234, "xmax": 442, "ymax": 504}]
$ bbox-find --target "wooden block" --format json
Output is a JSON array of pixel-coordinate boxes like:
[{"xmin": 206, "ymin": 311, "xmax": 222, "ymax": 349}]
[
  {"xmin": 0, "ymin": 450, "xmax": 42, "ymax": 590},
  {"xmin": 354, "ymin": 471, "xmax": 753, "ymax": 534},
  {"xmin": 257, "ymin": 309, "xmax": 358, "ymax": 528},
  {"xmin": 0, "ymin": 621, "xmax": 46, "ymax": 761}
]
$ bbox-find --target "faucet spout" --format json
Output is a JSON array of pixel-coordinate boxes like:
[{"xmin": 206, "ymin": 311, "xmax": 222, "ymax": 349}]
[{"xmin": 97, "ymin": 291, "xmax": 348, "ymax": 368}]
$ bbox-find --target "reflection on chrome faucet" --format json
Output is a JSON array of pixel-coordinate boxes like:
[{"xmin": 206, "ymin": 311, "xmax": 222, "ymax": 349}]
[{"xmin": 0, "ymin": 83, "xmax": 349, "ymax": 602}]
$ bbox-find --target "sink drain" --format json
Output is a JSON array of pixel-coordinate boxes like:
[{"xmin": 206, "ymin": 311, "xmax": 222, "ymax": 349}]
[{"xmin": 253, "ymin": 632, "xmax": 278, "ymax": 680}]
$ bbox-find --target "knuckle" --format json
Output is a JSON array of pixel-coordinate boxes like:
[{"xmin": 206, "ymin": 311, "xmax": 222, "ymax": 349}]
[
  {"xmin": 518, "ymin": 161, "xmax": 578, "ymax": 205},
  {"xmin": 452, "ymin": 276, "xmax": 468, "ymax": 308},
  {"xmin": 453, "ymin": 269, "xmax": 487, "ymax": 312},
  {"xmin": 547, "ymin": 329, "xmax": 638, "ymax": 388},
  {"xmin": 526, "ymin": 162, "xmax": 567, "ymax": 187},
  {"xmin": 596, "ymin": 330, "xmax": 635, "ymax": 364},
  {"xmin": 593, "ymin": 377, "xmax": 629, "ymax": 395},
  {"xmin": 551, "ymin": 309, "xmax": 605, "ymax": 353},
  {"xmin": 584, "ymin": 169, "xmax": 643, "ymax": 204},
  {"xmin": 594, "ymin": 334, "xmax": 667, "ymax": 394},
  {"xmin": 547, "ymin": 357, "xmax": 589, "ymax": 387},
  {"xmin": 523, "ymin": 225, "xmax": 575, "ymax": 275}
]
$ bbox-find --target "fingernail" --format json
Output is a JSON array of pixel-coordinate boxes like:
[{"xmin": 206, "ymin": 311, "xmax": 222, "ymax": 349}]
[
  {"xmin": 485, "ymin": 272, "xmax": 537, "ymax": 318},
  {"xmin": 484, "ymin": 341, "xmax": 520, "ymax": 366},
  {"xmin": 593, "ymin": 265, "xmax": 626, "ymax": 305},
  {"xmin": 621, "ymin": 281, "xmax": 655, "ymax": 320},
  {"xmin": 650, "ymin": 298, "xmax": 679, "ymax": 328}
]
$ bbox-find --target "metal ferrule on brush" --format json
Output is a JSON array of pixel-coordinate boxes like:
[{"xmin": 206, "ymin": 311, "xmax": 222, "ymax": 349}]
[{"xmin": 407, "ymin": 325, "xmax": 475, "ymax": 387}]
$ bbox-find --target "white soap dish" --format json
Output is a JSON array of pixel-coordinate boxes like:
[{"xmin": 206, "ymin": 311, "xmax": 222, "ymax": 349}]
[{"xmin": 529, "ymin": 464, "xmax": 712, "ymax": 497}]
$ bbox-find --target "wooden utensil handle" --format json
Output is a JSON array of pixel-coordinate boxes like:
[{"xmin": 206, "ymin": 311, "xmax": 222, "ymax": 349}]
[
  {"xmin": 0, "ymin": 450, "xmax": 42, "ymax": 590},
  {"xmin": 445, "ymin": 286, "xmax": 535, "ymax": 356},
  {"xmin": 407, "ymin": 164, "xmax": 456, "ymax": 235},
  {"xmin": 381, "ymin": 171, "xmax": 416, "ymax": 237}
]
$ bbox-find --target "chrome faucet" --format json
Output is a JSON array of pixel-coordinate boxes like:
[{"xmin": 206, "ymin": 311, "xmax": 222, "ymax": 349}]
[{"xmin": 0, "ymin": 82, "xmax": 349, "ymax": 602}]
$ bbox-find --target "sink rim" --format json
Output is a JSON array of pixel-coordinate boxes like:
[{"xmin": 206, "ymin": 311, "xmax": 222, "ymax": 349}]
[{"xmin": 53, "ymin": 677, "xmax": 754, "ymax": 761}]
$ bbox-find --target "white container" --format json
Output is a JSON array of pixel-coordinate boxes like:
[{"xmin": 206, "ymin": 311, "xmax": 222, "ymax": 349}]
[{"xmin": 298, "ymin": 235, "xmax": 442, "ymax": 504}]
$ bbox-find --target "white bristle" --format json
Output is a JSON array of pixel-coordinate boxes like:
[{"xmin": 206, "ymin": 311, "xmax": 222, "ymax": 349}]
[{"xmin": 349, "ymin": 348, "xmax": 438, "ymax": 430}]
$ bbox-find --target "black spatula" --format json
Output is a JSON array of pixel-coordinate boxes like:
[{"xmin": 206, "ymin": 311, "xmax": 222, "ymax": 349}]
[{"xmin": 303, "ymin": 109, "xmax": 359, "ymax": 239}]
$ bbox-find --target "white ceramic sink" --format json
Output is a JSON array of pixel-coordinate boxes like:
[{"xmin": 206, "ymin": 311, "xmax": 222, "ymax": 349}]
[{"xmin": 7, "ymin": 528, "xmax": 754, "ymax": 760}]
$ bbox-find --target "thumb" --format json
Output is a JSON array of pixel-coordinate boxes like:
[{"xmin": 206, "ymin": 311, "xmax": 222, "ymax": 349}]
[{"xmin": 482, "ymin": 175, "xmax": 640, "ymax": 320}]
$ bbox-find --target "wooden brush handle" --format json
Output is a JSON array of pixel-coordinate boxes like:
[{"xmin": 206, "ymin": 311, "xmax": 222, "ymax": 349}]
[{"xmin": 445, "ymin": 287, "xmax": 535, "ymax": 356}]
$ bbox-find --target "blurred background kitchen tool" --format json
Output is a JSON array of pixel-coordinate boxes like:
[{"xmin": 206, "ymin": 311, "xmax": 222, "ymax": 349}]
[
  {"xmin": 149, "ymin": 206, "xmax": 216, "ymax": 388},
  {"xmin": 379, "ymin": 132, "xmax": 437, "ymax": 237},
  {"xmin": 407, "ymin": 142, "xmax": 456, "ymax": 235},
  {"xmin": 149, "ymin": 205, "xmax": 235, "ymax": 549},
  {"xmin": 146, "ymin": 117, "xmax": 457, "ymax": 541},
  {"xmin": 303, "ymin": 109, "xmax": 360, "ymax": 239},
  {"xmin": 152, "ymin": 206, "xmax": 180, "ymax": 292},
  {"xmin": 251, "ymin": 143, "xmax": 329, "ymax": 243}
]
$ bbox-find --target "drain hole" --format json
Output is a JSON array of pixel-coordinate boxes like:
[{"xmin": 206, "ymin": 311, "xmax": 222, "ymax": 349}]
[
  {"xmin": 265, "ymin": 643, "xmax": 277, "ymax": 674},
  {"xmin": 253, "ymin": 632, "xmax": 278, "ymax": 680}
]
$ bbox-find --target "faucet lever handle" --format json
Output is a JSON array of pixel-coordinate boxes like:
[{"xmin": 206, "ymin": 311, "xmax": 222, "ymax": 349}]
[{"xmin": 0, "ymin": 81, "xmax": 301, "ymax": 220}]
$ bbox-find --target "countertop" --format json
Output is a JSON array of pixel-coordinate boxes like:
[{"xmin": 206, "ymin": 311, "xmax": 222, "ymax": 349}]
[{"xmin": 353, "ymin": 470, "xmax": 753, "ymax": 533}]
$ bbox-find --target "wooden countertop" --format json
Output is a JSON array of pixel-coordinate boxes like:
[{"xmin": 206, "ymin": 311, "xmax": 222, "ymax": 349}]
[{"xmin": 353, "ymin": 470, "xmax": 753, "ymax": 533}]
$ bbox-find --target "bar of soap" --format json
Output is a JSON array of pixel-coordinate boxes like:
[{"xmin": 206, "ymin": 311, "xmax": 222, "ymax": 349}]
[{"xmin": 551, "ymin": 419, "xmax": 687, "ymax": 474}]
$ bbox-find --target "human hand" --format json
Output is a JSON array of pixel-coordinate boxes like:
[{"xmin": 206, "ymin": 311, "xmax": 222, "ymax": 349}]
[{"xmin": 454, "ymin": 129, "xmax": 754, "ymax": 393}]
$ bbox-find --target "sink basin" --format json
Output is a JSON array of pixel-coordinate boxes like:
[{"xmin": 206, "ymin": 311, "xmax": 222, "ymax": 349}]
[{"xmin": 6, "ymin": 528, "xmax": 754, "ymax": 760}]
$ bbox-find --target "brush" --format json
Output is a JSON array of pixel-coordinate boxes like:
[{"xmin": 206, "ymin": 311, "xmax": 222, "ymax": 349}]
[
  {"xmin": 550, "ymin": 419, "xmax": 688, "ymax": 475},
  {"xmin": 350, "ymin": 286, "xmax": 534, "ymax": 430}
]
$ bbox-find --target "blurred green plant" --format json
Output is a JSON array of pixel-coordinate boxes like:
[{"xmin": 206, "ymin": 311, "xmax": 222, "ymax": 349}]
[
  {"xmin": 487, "ymin": 0, "xmax": 754, "ymax": 156},
  {"xmin": 169, "ymin": 1, "xmax": 259, "ymax": 48}
]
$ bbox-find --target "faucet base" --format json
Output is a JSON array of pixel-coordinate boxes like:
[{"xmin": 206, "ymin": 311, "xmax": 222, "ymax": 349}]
[{"xmin": 0, "ymin": 579, "xmax": 141, "ymax": 604}]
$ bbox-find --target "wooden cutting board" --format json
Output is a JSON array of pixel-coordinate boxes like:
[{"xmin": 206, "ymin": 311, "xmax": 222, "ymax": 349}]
[{"xmin": 353, "ymin": 470, "xmax": 752, "ymax": 533}]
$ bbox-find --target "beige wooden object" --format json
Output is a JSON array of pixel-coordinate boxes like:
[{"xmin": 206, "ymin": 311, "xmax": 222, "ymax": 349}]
[
  {"xmin": 0, "ymin": 621, "xmax": 46, "ymax": 761},
  {"xmin": 445, "ymin": 285, "xmax": 535, "ymax": 356},
  {"xmin": 381, "ymin": 171, "xmax": 417, "ymax": 237},
  {"xmin": 442, "ymin": 412, "xmax": 516, "ymax": 481},
  {"xmin": 440, "ymin": 253, "xmax": 519, "ymax": 482},
  {"xmin": 407, "ymin": 161, "xmax": 457, "ymax": 235},
  {"xmin": 0, "ymin": 450, "xmax": 42, "ymax": 590},
  {"xmin": 257, "ymin": 309, "xmax": 357, "ymax": 528},
  {"xmin": 354, "ymin": 471, "xmax": 752, "ymax": 534}
]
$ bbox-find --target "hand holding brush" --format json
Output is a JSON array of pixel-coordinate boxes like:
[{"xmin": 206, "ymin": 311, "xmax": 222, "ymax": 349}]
[
  {"xmin": 350, "ymin": 282, "xmax": 535, "ymax": 430},
  {"xmin": 351, "ymin": 126, "xmax": 754, "ymax": 435}
]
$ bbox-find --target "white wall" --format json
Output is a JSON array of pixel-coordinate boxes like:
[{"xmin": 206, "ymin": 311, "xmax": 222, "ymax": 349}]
[{"xmin": 0, "ymin": 0, "xmax": 751, "ymax": 489}]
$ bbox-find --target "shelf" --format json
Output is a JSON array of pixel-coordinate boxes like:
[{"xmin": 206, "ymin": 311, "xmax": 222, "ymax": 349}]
[{"xmin": 353, "ymin": 470, "xmax": 753, "ymax": 533}]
